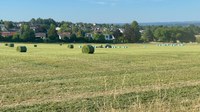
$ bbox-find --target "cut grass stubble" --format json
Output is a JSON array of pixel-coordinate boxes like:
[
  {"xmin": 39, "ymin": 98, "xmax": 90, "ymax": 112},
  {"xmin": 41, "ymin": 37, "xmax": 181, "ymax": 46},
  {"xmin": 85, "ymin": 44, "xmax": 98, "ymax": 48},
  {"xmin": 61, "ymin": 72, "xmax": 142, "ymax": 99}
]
[{"xmin": 1, "ymin": 43, "xmax": 200, "ymax": 111}]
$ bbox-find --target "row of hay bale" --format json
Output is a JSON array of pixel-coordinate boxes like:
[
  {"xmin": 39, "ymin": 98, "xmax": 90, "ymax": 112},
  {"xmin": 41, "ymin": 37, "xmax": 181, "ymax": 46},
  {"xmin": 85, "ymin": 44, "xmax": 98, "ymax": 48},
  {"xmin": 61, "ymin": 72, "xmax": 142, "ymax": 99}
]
[
  {"xmin": 2, "ymin": 43, "xmax": 95, "ymax": 54},
  {"xmin": 2, "ymin": 43, "xmax": 129, "ymax": 54},
  {"xmin": 3, "ymin": 43, "xmax": 38, "ymax": 53},
  {"xmin": 79, "ymin": 44, "xmax": 128, "ymax": 49},
  {"xmin": 4, "ymin": 43, "xmax": 14, "ymax": 47},
  {"xmin": 66, "ymin": 44, "xmax": 94, "ymax": 54},
  {"xmin": 67, "ymin": 44, "xmax": 94, "ymax": 54},
  {"xmin": 157, "ymin": 43, "xmax": 184, "ymax": 47}
]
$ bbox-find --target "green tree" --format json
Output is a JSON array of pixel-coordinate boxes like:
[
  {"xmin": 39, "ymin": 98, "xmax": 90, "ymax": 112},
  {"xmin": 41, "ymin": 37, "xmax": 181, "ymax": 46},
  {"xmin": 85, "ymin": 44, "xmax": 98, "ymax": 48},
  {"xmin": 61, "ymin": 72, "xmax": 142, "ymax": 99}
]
[
  {"xmin": 113, "ymin": 29, "xmax": 123, "ymax": 42},
  {"xmin": 131, "ymin": 21, "xmax": 141, "ymax": 40},
  {"xmin": 69, "ymin": 34, "xmax": 77, "ymax": 42},
  {"xmin": 4, "ymin": 21, "xmax": 14, "ymax": 29},
  {"xmin": 21, "ymin": 30, "xmax": 35, "ymax": 42},
  {"xmin": 20, "ymin": 24, "xmax": 35, "ymax": 42},
  {"xmin": 72, "ymin": 25, "xmax": 79, "ymax": 34},
  {"xmin": 124, "ymin": 25, "xmax": 136, "ymax": 42},
  {"xmin": 60, "ymin": 23, "xmax": 71, "ymax": 33},
  {"xmin": 141, "ymin": 28, "xmax": 154, "ymax": 42},
  {"xmin": 47, "ymin": 24, "xmax": 59, "ymax": 41},
  {"xmin": 0, "ymin": 20, "xmax": 3, "ymax": 24},
  {"xmin": 94, "ymin": 33, "xmax": 105, "ymax": 42},
  {"xmin": 154, "ymin": 27, "xmax": 169, "ymax": 42},
  {"xmin": 77, "ymin": 30, "xmax": 85, "ymax": 38},
  {"xmin": 12, "ymin": 33, "xmax": 21, "ymax": 42},
  {"xmin": 124, "ymin": 21, "xmax": 141, "ymax": 43}
]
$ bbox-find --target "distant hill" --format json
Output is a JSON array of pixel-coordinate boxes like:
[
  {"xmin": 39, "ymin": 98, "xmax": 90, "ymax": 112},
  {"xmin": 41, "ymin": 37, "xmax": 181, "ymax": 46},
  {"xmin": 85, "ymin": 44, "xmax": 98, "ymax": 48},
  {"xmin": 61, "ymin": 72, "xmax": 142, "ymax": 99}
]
[
  {"xmin": 114, "ymin": 21, "xmax": 200, "ymax": 26},
  {"xmin": 140, "ymin": 21, "xmax": 200, "ymax": 26}
]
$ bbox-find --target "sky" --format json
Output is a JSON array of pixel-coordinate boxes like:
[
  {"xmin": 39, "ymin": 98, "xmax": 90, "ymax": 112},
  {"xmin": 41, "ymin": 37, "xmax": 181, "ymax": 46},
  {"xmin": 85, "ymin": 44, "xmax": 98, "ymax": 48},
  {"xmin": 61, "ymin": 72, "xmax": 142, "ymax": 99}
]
[{"xmin": 0, "ymin": 0, "xmax": 200, "ymax": 23}]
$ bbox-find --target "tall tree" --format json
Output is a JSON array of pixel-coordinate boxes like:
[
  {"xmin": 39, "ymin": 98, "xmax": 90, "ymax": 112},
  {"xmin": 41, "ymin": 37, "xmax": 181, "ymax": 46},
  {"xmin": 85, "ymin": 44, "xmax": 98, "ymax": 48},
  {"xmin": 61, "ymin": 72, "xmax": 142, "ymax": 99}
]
[
  {"xmin": 113, "ymin": 29, "xmax": 124, "ymax": 43},
  {"xmin": 0, "ymin": 20, "xmax": 3, "ymax": 24},
  {"xmin": 124, "ymin": 21, "xmax": 141, "ymax": 43},
  {"xmin": 20, "ymin": 24, "xmax": 35, "ymax": 42},
  {"xmin": 12, "ymin": 33, "xmax": 21, "ymax": 42},
  {"xmin": 4, "ymin": 21, "xmax": 14, "ymax": 29},
  {"xmin": 22, "ymin": 31, "xmax": 35, "ymax": 42},
  {"xmin": 141, "ymin": 28, "xmax": 154, "ymax": 42},
  {"xmin": 94, "ymin": 33, "xmax": 105, "ymax": 43},
  {"xmin": 60, "ymin": 23, "xmax": 71, "ymax": 33},
  {"xmin": 47, "ymin": 24, "xmax": 59, "ymax": 41},
  {"xmin": 131, "ymin": 21, "xmax": 141, "ymax": 40},
  {"xmin": 69, "ymin": 34, "xmax": 77, "ymax": 42}
]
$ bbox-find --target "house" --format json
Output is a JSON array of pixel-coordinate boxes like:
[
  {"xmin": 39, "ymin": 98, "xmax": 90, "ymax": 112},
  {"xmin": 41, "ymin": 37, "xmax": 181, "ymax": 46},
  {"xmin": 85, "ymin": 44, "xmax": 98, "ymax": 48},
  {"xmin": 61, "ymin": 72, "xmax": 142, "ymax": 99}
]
[
  {"xmin": 0, "ymin": 24, "xmax": 8, "ymax": 32},
  {"xmin": 56, "ymin": 27, "xmax": 61, "ymax": 31},
  {"xmin": 85, "ymin": 33, "xmax": 115, "ymax": 40},
  {"xmin": 119, "ymin": 28, "xmax": 124, "ymax": 33},
  {"xmin": 93, "ymin": 27, "xmax": 103, "ymax": 34},
  {"xmin": 58, "ymin": 32, "xmax": 71, "ymax": 40},
  {"xmin": 0, "ymin": 24, "xmax": 20, "ymax": 37},
  {"xmin": 35, "ymin": 33, "xmax": 46, "ymax": 39},
  {"xmin": 104, "ymin": 34, "xmax": 115, "ymax": 40},
  {"xmin": 30, "ymin": 26, "xmax": 37, "ymax": 32},
  {"xmin": 140, "ymin": 30, "xmax": 145, "ymax": 33},
  {"xmin": 85, "ymin": 33, "xmax": 94, "ymax": 39},
  {"xmin": 1, "ymin": 31, "xmax": 17, "ymax": 37}
]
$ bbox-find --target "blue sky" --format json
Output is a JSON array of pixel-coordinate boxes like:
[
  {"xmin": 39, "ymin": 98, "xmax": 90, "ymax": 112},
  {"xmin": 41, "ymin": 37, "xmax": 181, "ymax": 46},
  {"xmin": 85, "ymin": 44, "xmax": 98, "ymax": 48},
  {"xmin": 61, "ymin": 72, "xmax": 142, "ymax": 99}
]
[{"xmin": 0, "ymin": 0, "xmax": 200, "ymax": 23}]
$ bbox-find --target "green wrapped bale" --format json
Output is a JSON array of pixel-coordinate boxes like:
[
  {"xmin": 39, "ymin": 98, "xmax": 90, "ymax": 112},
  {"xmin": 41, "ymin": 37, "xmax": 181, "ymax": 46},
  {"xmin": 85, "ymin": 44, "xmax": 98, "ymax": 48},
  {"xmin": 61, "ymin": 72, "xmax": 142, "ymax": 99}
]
[
  {"xmin": 105, "ymin": 44, "xmax": 112, "ymax": 48},
  {"xmin": 8, "ymin": 43, "xmax": 14, "ymax": 47},
  {"xmin": 68, "ymin": 44, "xmax": 74, "ymax": 49},
  {"xmin": 82, "ymin": 45, "xmax": 95, "ymax": 54},
  {"xmin": 16, "ymin": 46, "xmax": 27, "ymax": 52},
  {"xmin": 5, "ymin": 43, "xmax": 8, "ymax": 46}
]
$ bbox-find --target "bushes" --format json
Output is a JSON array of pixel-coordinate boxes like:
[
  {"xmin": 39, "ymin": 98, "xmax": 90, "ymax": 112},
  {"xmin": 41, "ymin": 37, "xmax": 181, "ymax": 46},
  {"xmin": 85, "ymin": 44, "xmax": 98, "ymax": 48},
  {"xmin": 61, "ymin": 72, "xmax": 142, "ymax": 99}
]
[
  {"xmin": 34, "ymin": 45, "xmax": 37, "ymax": 47},
  {"xmin": 68, "ymin": 44, "xmax": 74, "ymax": 49},
  {"xmin": 82, "ymin": 45, "xmax": 95, "ymax": 54},
  {"xmin": 16, "ymin": 46, "xmax": 27, "ymax": 52},
  {"xmin": 5, "ymin": 43, "xmax": 8, "ymax": 46},
  {"xmin": 8, "ymin": 43, "xmax": 14, "ymax": 47}
]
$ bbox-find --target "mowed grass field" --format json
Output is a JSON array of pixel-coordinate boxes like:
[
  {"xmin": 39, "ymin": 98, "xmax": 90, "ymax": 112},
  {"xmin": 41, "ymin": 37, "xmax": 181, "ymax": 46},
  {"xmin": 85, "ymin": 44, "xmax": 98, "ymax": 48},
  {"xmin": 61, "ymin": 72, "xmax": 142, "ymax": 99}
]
[{"xmin": 1, "ymin": 43, "xmax": 200, "ymax": 111}]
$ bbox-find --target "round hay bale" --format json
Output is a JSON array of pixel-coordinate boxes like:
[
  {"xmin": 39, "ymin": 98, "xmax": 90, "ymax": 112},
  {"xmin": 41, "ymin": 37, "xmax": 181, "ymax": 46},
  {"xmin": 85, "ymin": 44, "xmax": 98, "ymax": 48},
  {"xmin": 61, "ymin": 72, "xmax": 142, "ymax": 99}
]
[
  {"xmin": 5, "ymin": 43, "xmax": 8, "ymax": 46},
  {"xmin": 105, "ymin": 44, "xmax": 112, "ymax": 48},
  {"xmin": 82, "ymin": 45, "xmax": 95, "ymax": 54},
  {"xmin": 16, "ymin": 46, "xmax": 27, "ymax": 52},
  {"xmin": 8, "ymin": 43, "xmax": 14, "ymax": 47},
  {"xmin": 68, "ymin": 44, "xmax": 74, "ymax": 49},
  {"xmin": 96, "ymin": 45, "xmax": 104, "ymax": 48}
]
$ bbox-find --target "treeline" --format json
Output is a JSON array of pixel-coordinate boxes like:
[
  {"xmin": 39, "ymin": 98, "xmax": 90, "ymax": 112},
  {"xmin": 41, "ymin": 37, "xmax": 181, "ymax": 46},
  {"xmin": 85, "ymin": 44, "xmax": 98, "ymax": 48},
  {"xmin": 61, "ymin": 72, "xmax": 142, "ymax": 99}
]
[
  {"xmin": 0, "ymin": 18, "xmax": 200, "ymax": 43},
  {"xmin": 140, "ymin": 25, "xmax": 200, "ymax": 43}
]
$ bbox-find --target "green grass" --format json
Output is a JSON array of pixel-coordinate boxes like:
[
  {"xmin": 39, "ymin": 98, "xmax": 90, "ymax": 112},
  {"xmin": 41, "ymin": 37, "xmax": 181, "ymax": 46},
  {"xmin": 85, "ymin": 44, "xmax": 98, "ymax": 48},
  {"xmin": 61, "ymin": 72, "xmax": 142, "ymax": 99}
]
[{"xmin": 1, "ymin": 43, "xmax": 200, "ymax": 111}]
